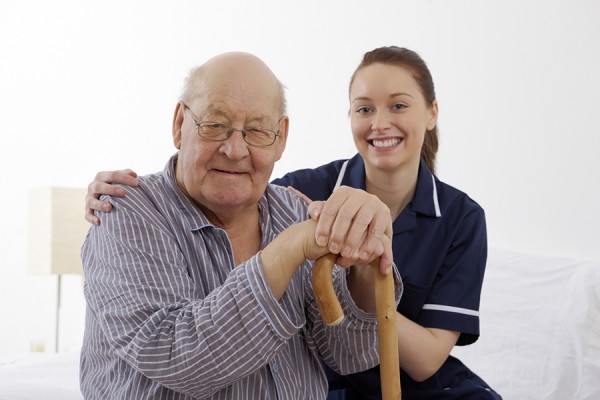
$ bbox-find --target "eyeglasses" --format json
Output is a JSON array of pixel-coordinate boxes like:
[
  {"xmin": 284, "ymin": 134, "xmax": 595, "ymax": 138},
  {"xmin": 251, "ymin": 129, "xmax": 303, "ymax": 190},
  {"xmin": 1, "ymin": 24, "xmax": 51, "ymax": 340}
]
[{"xmin": 183, "ymin": 104, "xmax": 282, "ymax": 147}]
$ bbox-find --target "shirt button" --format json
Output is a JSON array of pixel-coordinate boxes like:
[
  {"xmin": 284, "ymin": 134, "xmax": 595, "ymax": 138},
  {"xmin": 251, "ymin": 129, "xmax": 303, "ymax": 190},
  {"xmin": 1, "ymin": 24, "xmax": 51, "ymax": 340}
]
[{"xmin": 271, "ymin": 363, "xmax": 278, "ymax": 374}]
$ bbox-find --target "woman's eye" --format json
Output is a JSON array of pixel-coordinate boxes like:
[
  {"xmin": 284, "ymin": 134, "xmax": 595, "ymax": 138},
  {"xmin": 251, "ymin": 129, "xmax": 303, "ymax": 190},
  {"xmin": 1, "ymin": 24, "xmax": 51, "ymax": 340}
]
[
  {"xmin": 356, "ymin": 106, "xmax": 372, "ymax": 114},
  {"xmin": 392, "ymin": 103, "xmax": 407, "ymax": 111}
]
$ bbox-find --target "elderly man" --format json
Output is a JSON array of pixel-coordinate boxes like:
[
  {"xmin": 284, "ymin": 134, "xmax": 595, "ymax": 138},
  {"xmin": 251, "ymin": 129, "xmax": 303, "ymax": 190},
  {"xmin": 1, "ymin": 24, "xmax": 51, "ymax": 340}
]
[{"xmin": 80, "ymin": 52, "xmax": 399, "ymax": 399}]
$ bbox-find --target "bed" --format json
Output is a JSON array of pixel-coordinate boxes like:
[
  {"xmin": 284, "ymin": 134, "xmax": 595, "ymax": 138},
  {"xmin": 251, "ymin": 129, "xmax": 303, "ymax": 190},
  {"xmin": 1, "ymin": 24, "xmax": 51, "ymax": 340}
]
[
  {"xmin": 1, "ymin": 247, "xmax": 598, "ymax": 399},
  {"xmin": 0, "ymin": 351, "xmax": 81, "ymax": 400},
  {"xmin": 451, "ymin": 248, "xmax": 600, "ymax": 399}
]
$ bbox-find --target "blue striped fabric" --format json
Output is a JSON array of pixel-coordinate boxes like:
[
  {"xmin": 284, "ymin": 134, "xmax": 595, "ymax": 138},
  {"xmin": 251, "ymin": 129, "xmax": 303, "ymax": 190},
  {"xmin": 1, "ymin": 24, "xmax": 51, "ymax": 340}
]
[{"xmin": 80, "ymin": 154, "xmax": 384, "ymax": 399}]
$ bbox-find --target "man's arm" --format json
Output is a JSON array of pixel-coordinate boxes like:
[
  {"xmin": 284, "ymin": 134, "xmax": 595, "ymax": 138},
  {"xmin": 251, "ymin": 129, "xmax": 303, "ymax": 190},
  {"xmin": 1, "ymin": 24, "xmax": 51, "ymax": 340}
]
[{"xmin": 84, "ymin": 192, "xmax": 314, "ymax": 397}]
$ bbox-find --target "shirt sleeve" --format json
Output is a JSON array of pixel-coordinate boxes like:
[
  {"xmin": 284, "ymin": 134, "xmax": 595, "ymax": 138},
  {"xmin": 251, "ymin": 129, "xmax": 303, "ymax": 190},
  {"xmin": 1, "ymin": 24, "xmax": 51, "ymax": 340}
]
[
  {"xmin": 418, "ymin": 206, "xmax": 488, "ymax": 345},
  {"xmin": 83, "ymin": 193, "xmax": 304, "ymax": 398}
]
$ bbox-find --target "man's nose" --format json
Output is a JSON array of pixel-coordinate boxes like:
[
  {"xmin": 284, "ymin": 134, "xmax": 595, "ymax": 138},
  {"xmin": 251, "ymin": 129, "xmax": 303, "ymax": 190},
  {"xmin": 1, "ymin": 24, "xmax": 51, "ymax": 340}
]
[{"xmin": 219, "ymin": 130, "xmax": 250, "ymax": 160}]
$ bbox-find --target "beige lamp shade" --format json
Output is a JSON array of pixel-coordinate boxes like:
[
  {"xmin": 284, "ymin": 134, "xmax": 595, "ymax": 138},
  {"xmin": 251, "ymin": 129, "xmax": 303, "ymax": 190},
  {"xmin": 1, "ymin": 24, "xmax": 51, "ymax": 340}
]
[{"xmin": 28, "ymin": 187, "xmax": 90, "ymax": 275}]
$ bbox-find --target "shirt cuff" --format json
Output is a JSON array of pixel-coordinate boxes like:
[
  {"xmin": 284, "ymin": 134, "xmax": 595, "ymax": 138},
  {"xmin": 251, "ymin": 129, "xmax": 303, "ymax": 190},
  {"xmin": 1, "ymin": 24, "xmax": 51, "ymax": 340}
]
[
  {"xmin": 244, "ymin": 252, "xmax": 304, "ymax": 340},
  {"xmin": 336, "ymin": 262, "xmax": 403, "ymax": 323}
]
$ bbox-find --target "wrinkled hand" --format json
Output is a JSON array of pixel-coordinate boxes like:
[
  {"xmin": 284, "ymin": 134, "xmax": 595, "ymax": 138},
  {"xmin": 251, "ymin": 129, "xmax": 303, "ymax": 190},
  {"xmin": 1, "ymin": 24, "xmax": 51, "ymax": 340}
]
[
  {"xmin": 307, "ymin": 186, "xmax": 393, "ymax": 275},
  {"xmin": 85, "ymin": 169, "xmax": 139, "ymax": 225}
]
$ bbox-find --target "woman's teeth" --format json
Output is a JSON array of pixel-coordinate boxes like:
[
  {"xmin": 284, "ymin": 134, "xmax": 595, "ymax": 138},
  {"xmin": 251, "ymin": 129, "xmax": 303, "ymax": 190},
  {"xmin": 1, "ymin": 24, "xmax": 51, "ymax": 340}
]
[{"xmin": 372, "ymin": 138, "xmax": 401, "ymax": 148}]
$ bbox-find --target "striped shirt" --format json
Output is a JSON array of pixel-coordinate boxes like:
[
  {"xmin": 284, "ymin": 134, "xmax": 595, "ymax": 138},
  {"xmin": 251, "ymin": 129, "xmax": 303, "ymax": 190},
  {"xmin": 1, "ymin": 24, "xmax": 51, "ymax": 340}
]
[{"xmin": 80, "ymin": 154, "xmax": 393, "ymax": 399}]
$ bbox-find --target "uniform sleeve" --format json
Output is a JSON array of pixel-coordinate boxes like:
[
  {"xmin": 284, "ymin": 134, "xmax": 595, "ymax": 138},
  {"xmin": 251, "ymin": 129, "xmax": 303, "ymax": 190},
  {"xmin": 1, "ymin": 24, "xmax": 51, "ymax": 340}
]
[
  {"xmin": 418, "ymin": 206, "xmax": 488, "ymax": 345},
  {"xmin": 82, "ymin": 193, "xmax": 303, "ymax": 398}
]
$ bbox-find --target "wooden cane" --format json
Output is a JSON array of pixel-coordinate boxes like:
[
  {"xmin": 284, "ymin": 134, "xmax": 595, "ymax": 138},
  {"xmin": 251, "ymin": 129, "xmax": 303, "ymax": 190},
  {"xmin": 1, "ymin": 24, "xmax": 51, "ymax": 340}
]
[{"xmin": 313, "ymin": 254, "xmax": 401, "ymax": 400}]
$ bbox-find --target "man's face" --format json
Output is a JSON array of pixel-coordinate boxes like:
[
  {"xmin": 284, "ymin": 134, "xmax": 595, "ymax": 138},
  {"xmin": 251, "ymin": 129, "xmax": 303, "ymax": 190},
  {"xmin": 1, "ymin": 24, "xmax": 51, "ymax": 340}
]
[{"xmin": 173, "ymin": 60, "xmax": 288, "ymax": 221}]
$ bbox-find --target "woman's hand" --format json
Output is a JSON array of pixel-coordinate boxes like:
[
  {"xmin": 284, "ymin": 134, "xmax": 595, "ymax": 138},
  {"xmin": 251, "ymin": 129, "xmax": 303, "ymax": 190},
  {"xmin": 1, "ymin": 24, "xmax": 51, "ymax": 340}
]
[
  {"xmin": 308, "ymin": 186, "xmax": 393, "ymax": 275},
  {"xmin": 85, "ymin": 169, "xmax": 139, "ymax": 225}
]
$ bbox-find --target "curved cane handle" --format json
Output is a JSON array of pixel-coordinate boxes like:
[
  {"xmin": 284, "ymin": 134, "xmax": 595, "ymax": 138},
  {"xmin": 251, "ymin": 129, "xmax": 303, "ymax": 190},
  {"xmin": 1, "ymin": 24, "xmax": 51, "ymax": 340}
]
[
  {"xmin": 313, "ymin": 253, "xmax": 344, "ymax": 326},
  {"xmin": 312, "ymin": 254, "xmax": 401, "ymax": 399}
]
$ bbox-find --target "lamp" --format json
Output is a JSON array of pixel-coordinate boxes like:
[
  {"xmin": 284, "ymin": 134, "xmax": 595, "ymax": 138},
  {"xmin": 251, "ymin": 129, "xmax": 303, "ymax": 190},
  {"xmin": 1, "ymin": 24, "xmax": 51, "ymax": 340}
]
[{"xmin": 27, "ymin": 187, "xmax": 90, "ymax": 352}]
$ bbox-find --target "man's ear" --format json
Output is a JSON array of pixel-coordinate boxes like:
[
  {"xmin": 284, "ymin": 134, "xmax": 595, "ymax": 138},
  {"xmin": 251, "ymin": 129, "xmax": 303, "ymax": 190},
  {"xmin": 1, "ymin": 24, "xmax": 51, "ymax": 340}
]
[
  {"xmin": 427, "ymin": 100, "xmax": 439, "ymax": 131},
  {"xmin": 274, "ymin": 116, "xmax": 289, "ymax": 161},
  {"xmin": 172, "ymin": 102, "xmax": 185, "ymax": 149}
]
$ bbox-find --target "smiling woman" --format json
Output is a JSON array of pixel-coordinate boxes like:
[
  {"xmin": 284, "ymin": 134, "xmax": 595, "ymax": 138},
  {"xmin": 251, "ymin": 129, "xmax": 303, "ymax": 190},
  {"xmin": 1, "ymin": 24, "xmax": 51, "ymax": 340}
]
[{"xmin": 271, "ymin": 46, "xmax": 500, "ymax": 399}]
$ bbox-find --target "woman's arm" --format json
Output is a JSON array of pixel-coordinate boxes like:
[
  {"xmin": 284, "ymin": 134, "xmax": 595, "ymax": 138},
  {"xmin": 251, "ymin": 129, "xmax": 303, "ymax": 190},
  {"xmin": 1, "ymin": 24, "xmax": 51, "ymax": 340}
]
[{"xmin": 395, "ymin": 315, "xmax": 460, "ymax": 381}]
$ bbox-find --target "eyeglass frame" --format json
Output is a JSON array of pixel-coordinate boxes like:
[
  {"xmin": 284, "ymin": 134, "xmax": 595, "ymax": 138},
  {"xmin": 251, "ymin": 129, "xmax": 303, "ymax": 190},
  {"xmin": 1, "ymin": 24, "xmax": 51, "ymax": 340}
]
[{"xmin": 182, "ymin": 102, "xmax": 283, "ymax": 147}]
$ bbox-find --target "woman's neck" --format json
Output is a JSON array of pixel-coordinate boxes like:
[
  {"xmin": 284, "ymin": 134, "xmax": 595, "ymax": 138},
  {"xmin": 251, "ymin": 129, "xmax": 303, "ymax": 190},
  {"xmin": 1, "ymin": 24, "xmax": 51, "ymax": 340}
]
[{"xmin": 364, "ymin": 162, "xmax": 419, "ymax": 221}]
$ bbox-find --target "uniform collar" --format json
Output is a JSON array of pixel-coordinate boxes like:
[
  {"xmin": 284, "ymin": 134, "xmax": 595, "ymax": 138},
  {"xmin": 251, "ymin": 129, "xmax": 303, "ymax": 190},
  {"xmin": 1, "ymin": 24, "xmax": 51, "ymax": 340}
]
[
  {"xmin": 341, "ymin": 155, "xmax": 441, "ymax": 234},
  {"xmin": 412, "ymin": 158, "xmax": 442, "ymax": 218}
]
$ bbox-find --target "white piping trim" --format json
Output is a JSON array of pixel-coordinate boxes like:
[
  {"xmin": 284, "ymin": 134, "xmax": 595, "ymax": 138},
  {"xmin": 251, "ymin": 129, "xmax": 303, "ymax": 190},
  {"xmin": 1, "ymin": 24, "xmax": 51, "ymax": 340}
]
[
  {"xmin": 422, "ymin": 304, "xmax": 479, "ymax": 317},
  {"xmin": 334, "ymin": 160, "xmax": 349, "ymax": 190},
  {"xmin": 431, "ymin": 174, "xmax": 441, "ymax": 217}
]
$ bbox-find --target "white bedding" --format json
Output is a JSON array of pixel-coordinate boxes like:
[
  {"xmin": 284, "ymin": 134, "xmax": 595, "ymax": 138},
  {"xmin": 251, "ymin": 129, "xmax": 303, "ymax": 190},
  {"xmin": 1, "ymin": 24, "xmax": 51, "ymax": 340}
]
[
  {"xmin": 0, "ymin": 352, "xmax": 82, "ymax": 400},
  {"xmin": 452, "ymin": 248, "xmax": 600, "ymax": 400}
]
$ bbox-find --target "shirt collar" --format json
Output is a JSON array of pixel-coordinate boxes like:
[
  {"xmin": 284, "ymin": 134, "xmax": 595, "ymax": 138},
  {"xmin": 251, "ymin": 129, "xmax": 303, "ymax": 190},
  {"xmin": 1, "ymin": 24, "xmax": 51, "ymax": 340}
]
[{"xmin": 163, "ymin": 154, "xmax": 213, "ymax": 231}]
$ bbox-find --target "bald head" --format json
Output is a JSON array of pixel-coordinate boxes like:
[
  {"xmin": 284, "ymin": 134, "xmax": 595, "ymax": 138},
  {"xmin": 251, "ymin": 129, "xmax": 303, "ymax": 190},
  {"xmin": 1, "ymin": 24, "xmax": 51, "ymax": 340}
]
[{"xmin": 181, "ymin": 52, "xmax": 287, "ymax": 115}]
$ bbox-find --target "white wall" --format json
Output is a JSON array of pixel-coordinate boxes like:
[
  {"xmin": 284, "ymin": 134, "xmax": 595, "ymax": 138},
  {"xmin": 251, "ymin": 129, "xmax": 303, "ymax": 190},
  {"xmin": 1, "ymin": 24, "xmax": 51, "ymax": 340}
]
[{"xmin": 1, "ymin": 0, "xmax": 598, "ymax": 354}]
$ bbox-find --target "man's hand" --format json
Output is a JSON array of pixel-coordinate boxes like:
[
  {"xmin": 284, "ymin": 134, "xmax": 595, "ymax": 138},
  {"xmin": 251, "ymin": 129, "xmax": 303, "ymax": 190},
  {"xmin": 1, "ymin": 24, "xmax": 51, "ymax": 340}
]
[{"xmin": 85, "ymin": 169, "xmax": 139, "ymax": 225}]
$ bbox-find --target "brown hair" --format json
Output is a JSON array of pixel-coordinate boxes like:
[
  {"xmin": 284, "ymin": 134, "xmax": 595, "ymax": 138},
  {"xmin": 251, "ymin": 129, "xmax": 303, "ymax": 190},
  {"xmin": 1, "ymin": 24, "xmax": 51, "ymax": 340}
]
[{"xmin": 350, "ymin": 46, "xmax": 439, "ymax": 173}]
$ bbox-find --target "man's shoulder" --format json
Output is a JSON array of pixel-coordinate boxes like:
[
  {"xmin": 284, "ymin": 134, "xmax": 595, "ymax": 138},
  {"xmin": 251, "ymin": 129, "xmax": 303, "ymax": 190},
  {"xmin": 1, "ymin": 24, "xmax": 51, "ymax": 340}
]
[
  {"xmin": 265, "ymin": 183, "xmax": 307, "ymax": 222},
  {"xmin": 101, "ymin": 171, "xmax": 170, "ymax": 209},
  {"xmin": 266, "ymin": 183, "xmax": 304, "ymax": 206}
]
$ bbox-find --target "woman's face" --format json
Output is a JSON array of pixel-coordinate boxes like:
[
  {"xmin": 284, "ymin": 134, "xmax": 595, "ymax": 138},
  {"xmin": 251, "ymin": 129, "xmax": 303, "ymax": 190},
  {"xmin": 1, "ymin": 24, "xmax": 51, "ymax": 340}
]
[{"xmin": 349, "ymin": 63, "xmax": 437, "ymax": 172}]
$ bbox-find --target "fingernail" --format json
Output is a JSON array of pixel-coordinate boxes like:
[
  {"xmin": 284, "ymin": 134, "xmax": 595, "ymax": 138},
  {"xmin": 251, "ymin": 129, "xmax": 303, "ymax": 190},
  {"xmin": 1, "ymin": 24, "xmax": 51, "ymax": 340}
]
[
  {"xmin": 102, "ymin": 204, "xmax": 110, "ymax": 211},
  {"xmin": 341, "ymin": 246, "xmax": 352, "ymax": 258},
  {"xmin": 330, "ymin": 242, "xmax": 340, "ymax": 254},
  {"xmin": 316, "ymin": 235, "xmax": 327, "ymax": 246}
]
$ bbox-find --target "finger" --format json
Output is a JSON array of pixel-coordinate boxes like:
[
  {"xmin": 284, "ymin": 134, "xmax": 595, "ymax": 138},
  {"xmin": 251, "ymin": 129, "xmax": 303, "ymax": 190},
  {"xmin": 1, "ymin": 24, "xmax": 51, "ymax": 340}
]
[
  {"xmin": 93, "ymin": 169, "xmax": 140, "ymax": 187},
  {"xmin": 357, "ymin": 233, "xmax": 382, "ymax": 265},
  {"xmin": 378, "ymin": 235, "xmax": 393, "ymax": 275},
  {"xmin": 84, "ymin": 211, "xmax": 101, "ymax": 225},
  {"xmin": 307, "ymin": 200, "xmax": 326, "ymax": 221},
  {"xmin": 314, "ymin": 189, "xmax": 346, "ymax": 248},
  {"xmin": 320, "ymin": 190, "xmax": 359, "ymax": 254},
  {"xmin": 122, "ymin": 169, "xmax": 138, "ymax": 179},
  {"xmin": 334, "ymin": 254, "xmax": 356, "ymax": 269},
  {"xmin": 86, "ymin": 195, "xmax": 114, "ymax": 212},
  {"xmin": 340, "ymin": 200, "xmax": 379, "ymax": 259},
  {"xmin": 87, "ymin": 181, "xmax": 126, "ymax": 199},
  {"xmin": 286, "ymin": 186, "xmax": 313, "ymax": 205}
]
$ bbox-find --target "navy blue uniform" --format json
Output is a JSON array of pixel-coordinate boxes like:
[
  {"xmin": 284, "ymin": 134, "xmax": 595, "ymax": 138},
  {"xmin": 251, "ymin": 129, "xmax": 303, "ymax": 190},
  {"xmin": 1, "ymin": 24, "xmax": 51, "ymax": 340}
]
[{"xmin": 272, "ymin": 154, "xmax": 501, "ymax": 399}]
